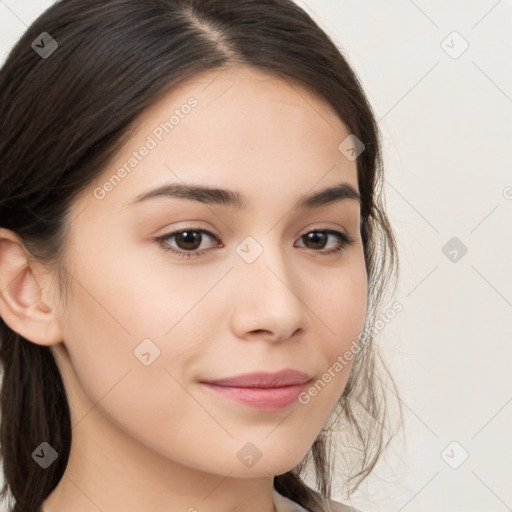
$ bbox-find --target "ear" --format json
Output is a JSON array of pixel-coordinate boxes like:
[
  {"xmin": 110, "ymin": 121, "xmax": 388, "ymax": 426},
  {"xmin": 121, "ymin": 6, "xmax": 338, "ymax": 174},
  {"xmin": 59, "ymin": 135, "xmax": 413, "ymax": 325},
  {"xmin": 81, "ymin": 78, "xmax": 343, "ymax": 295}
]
[{"xmin": 0, "ymin": 228, "xmax": 63, "ymax": 346}]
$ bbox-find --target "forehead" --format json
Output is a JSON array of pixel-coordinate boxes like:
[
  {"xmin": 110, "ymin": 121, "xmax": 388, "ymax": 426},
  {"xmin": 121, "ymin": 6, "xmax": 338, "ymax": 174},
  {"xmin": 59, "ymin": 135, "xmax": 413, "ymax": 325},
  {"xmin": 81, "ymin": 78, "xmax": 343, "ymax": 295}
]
[{"xmin": 83, "ymin": 65, "xmax": 358, "ymax": 216}]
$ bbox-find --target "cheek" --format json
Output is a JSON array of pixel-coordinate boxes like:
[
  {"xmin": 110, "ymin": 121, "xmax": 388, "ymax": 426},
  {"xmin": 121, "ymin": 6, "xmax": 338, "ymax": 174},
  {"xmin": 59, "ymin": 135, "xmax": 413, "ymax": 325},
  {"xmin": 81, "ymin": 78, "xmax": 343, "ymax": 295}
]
[
  {"xmin": 318, "ymin": 256, "xmax": 368, "ymax": 347},
  {"xmin": 59, "ymin": 247, "xmax": 215, "ymax": 417},
  {"xmin": 59, "ymin": 278, "xmax": 203, "ymax": 453},
  {"xmin": 306, "ymin": 259, "xmax": 367, "ymax": 405}
]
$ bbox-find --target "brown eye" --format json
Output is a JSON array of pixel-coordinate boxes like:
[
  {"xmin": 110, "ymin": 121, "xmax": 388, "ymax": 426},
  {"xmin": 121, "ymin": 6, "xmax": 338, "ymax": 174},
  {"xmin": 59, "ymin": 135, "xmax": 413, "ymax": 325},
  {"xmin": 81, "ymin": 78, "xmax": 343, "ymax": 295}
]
[
  {"xmin": 296, "ymin": 229, "xmax": 355, "ymax": 256},
  {"xmin": 155, "ymin": 228, "xmax": 220, "ymax": 259}
]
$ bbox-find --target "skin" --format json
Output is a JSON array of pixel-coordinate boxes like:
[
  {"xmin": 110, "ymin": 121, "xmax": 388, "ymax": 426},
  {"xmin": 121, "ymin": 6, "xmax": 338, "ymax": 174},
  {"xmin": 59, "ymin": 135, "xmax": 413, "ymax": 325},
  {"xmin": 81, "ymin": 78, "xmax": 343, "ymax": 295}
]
[{"xmin": 0, "ymin": 65, "xmax": 367, "ymax": 512}]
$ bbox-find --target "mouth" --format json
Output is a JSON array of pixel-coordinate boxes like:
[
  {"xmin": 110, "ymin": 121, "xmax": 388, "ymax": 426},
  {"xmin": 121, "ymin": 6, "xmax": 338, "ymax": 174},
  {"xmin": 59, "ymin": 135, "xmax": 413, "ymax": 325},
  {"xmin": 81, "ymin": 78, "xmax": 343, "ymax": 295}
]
[{"xmin": 199, "ymin": 370, "xmax": 313, "ymax": 411}]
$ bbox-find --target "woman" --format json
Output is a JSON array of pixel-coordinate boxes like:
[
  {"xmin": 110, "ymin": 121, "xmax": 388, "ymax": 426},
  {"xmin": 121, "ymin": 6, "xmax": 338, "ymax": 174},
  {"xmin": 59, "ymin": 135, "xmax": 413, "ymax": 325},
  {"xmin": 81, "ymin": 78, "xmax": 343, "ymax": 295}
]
[{"xmin": 0, "ymin": 1, "xmax": 400, "ymax": 511}]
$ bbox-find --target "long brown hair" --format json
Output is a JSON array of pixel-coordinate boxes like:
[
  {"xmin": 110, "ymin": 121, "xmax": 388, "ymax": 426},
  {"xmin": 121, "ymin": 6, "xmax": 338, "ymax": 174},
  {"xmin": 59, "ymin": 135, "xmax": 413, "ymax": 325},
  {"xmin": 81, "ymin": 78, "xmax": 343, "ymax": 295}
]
[{"xmin": 0, "ymin": 1, "xmax": 400, "ymax": 510}]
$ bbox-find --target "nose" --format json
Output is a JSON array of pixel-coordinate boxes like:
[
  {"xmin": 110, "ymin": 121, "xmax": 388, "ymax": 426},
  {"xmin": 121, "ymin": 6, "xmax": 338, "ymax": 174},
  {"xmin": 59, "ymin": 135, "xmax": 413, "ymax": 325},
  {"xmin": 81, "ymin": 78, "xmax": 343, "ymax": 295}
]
[{"xmin": 229, "ymin": 241, "xmax": 310, "ymax": 343}]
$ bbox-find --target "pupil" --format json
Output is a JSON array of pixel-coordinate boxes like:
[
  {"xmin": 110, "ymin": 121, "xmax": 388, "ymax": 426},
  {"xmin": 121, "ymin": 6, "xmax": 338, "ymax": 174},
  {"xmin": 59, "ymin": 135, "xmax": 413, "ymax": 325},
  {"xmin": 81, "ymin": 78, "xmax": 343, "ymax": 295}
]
[
  {"xmin": 306, "ymin": 232, "xmax": 326, "ymax": 249},
  {"xmin": 178, "ymin": 231, "xmax": 201, "ymax": 250}
]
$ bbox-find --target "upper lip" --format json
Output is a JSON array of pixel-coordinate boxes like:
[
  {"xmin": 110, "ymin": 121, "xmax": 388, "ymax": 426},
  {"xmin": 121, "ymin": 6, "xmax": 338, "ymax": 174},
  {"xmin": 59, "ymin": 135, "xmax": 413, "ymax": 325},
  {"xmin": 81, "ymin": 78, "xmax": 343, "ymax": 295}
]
[{"xmin": 200, "ymin": 369, "xmax": 313, "ymax": 388}]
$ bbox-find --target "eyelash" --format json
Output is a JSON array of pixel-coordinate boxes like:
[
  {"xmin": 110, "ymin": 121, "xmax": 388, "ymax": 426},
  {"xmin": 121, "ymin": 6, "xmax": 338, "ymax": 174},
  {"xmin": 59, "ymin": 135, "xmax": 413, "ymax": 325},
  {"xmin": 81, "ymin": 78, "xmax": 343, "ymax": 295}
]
[{"xmin": 153, "ymin": 226, "xmax": 356, "ymax": 259}]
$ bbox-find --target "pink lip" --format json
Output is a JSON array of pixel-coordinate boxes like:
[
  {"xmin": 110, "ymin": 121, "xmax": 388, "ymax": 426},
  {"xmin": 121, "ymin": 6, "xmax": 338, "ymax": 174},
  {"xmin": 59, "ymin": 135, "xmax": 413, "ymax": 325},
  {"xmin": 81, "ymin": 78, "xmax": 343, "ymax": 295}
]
[
  {"xmin": 200, "ymin": 370, "xmax": 313, "ymax": 411},
  {"xmin": 201, "ymin": 369, "xmax": 313, "ymax": 388}
]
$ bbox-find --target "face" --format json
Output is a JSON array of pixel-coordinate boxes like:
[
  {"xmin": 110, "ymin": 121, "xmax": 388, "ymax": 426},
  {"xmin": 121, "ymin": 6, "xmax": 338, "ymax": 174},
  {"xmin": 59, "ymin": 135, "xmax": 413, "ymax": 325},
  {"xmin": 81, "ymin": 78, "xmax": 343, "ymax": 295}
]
[{"xmin": 50, "ymin": 65, "xmax": 367, "ymax": 479}]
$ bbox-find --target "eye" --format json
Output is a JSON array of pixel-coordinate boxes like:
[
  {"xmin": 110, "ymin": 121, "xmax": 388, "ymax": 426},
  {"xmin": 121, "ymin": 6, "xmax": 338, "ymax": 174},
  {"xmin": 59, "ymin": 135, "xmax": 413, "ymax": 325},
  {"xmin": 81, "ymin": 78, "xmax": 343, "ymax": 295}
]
[
  {"xmin": 153, "ymin": 227, "xmax": 356, "ymax": 259},
  {"xmin": 296, "ymin": 229, "xmax": 356, "ymax": 256},
  {"xmin": 154, "ymin": 227, "xmax": 220, "ymax": 259}
]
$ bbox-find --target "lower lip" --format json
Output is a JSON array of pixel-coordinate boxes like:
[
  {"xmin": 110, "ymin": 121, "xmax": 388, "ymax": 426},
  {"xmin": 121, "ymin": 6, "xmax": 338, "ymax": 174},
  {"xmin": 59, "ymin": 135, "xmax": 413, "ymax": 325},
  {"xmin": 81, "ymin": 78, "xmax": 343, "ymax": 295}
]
[{"xmin": 200, "ymin": 382, "xmax": 310, "ymax": 411}]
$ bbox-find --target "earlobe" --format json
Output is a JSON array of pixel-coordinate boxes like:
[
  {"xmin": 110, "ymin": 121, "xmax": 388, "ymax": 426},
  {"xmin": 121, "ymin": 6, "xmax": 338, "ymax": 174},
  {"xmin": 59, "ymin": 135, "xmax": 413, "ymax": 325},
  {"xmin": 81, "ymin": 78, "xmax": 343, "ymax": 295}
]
[{"xmin": 0, "ymin": 229, "xmax": 63, "ymax": 346}]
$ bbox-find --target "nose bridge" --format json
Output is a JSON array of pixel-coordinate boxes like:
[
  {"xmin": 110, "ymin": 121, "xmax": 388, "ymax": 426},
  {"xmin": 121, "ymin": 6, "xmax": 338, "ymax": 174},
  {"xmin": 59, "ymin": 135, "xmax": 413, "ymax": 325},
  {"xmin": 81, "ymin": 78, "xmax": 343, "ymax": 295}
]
[{"xmin": 236, "ymin": 231, "xmax": 292, "ymax": 290}]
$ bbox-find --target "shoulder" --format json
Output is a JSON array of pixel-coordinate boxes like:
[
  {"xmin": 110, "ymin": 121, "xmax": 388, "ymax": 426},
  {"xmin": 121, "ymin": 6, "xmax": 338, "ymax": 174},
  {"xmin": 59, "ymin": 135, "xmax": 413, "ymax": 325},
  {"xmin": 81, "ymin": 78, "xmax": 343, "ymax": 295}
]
[
  {"xmin": 273, "ymin": 487, "xmax": 362, "ymax": 512},
  {"xmin": 323, "ymin": 497, "xmax": 361, "ymax": 512},
  {"xmin": 305, "ymin": 488, "xmax": 362, "ymax": 512}
]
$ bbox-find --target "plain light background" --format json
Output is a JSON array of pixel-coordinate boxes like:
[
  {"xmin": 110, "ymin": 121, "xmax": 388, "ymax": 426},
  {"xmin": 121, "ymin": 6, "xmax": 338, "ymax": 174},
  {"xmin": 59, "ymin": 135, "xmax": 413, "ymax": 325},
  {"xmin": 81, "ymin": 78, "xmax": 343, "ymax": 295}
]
[{"xmin": 0, "ymin": 1, "xmax": 511, "ymax": 511}]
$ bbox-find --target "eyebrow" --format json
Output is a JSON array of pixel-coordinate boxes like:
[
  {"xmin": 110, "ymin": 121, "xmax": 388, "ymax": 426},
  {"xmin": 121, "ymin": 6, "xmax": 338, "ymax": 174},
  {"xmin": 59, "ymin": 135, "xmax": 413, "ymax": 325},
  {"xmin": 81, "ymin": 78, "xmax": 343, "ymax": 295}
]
[{"xmin": 129, "ymin": 181, "xmax": 361, "ymax": 210}]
